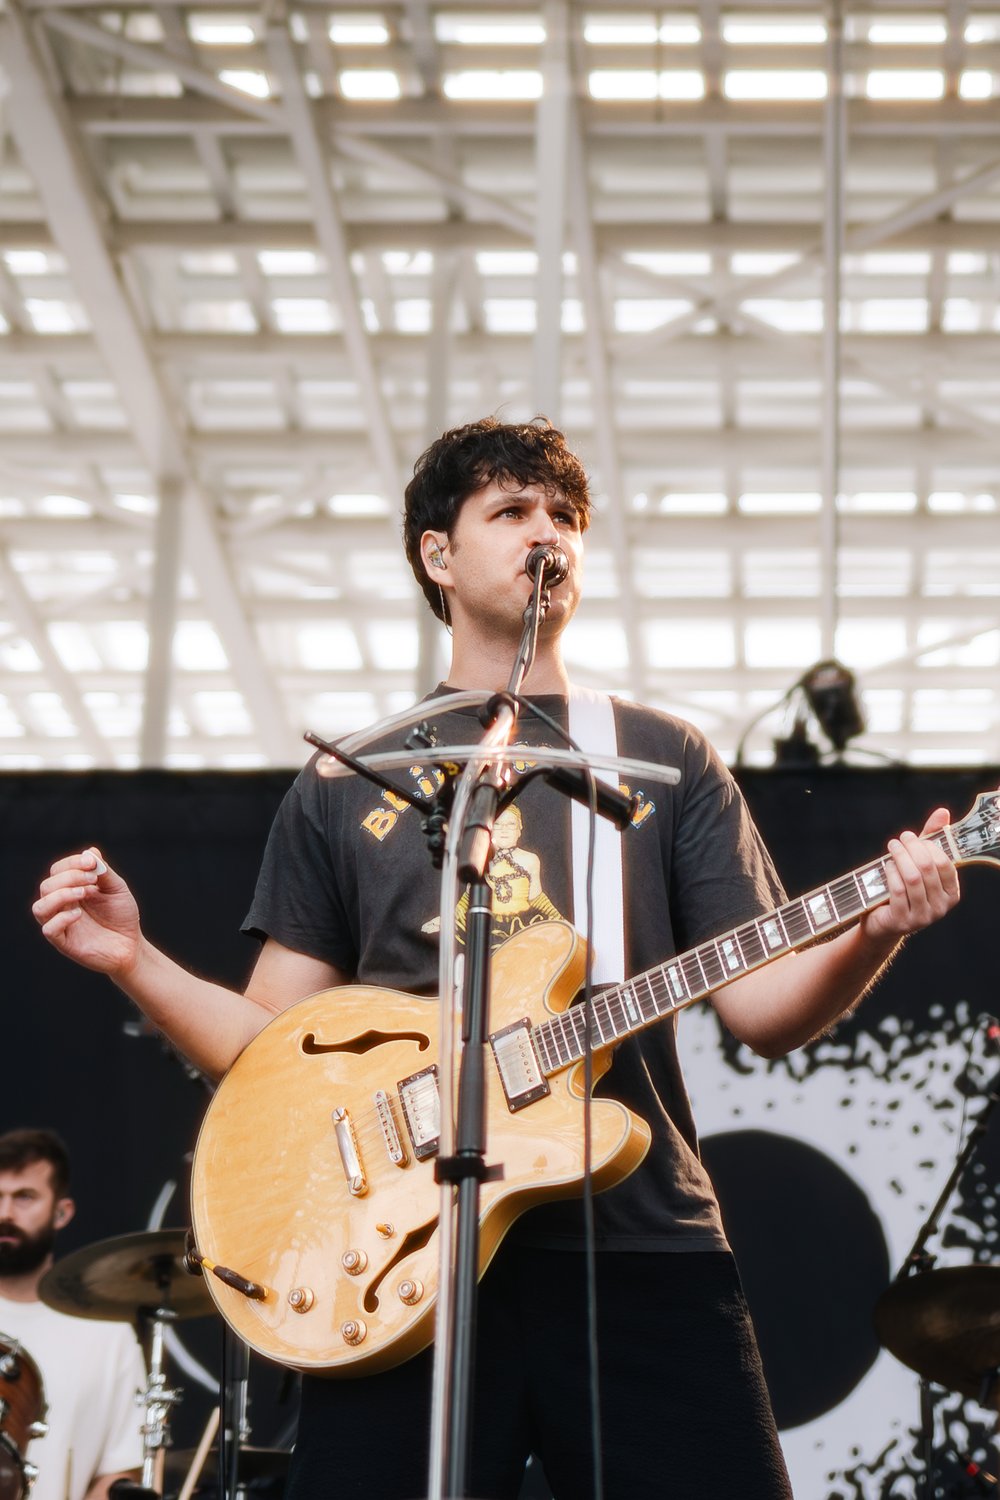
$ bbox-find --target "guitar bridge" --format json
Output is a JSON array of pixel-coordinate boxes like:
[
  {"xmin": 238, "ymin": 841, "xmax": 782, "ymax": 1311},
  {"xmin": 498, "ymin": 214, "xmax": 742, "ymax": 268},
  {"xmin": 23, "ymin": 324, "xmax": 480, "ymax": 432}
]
[{"xmin": 489, "ymin": 1019, "xmax": 550, "ymax": 1112}]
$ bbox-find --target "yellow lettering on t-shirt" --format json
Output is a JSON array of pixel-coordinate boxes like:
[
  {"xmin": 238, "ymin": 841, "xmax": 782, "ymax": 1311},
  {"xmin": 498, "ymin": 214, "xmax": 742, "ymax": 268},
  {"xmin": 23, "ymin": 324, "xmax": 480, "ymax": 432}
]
[
  {"xmin": 362, "ymin": 806, "xmax": 399, "ymax": 841},
  {"xmin": 620, "ymin": 784, "xmax": 656, "ymax": 829}
]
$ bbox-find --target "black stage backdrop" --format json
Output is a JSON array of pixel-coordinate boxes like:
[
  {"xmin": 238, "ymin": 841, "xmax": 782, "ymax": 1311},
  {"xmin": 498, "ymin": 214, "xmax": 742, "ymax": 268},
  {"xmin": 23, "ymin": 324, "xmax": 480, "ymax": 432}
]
[{"xmin": 4, "ymin": 767, "xmax": 1000, "ymax": 1499}]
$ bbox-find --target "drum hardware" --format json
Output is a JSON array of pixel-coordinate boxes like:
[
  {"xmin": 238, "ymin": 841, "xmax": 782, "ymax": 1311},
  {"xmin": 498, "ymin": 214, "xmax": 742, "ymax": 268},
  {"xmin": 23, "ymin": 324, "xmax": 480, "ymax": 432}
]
[
  {"xmin": 0, "ymin": 1334, "xmax": 47, "ymax": 1500},
  {"xmin": 40, "ymin": 1230, "xmax": 213, "ymax": 1498},
  {"xmin": 876, "ymin": 1071, "xmax": 1000, "ymax": 1500}
]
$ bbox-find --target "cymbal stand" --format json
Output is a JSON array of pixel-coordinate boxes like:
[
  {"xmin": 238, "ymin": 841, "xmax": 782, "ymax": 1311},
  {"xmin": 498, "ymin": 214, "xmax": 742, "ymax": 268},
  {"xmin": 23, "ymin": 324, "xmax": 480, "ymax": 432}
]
[
  {"xmin": 137, "ymin": 1305, "xmax": 182, "ymax": 1494},
  {"xmin": 893, "ymin": 1083, "xmax": 1000, "ymax": 1500}
]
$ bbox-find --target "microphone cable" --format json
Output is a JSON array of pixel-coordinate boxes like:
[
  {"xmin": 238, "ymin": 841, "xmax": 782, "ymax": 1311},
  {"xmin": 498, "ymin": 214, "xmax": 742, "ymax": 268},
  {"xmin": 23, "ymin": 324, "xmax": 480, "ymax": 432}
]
[{"xmin": 514, "ymin": 694, "xmax": 605, "ymax": 1500}]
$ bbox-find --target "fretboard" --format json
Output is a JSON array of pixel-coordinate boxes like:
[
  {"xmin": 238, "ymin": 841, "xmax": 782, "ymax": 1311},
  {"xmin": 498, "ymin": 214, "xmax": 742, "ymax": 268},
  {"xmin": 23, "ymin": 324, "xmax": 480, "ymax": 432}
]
[{"xmin": 531, "ymin": 827, "xmax": 955, "ymax": 1076}]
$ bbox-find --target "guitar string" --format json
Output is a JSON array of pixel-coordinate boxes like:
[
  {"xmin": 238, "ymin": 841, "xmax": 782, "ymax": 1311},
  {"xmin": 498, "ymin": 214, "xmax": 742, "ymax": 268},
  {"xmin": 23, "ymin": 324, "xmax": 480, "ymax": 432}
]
[{"xmin": 324, "ymin": 826, "xmax": 969, "ymax": 1171}]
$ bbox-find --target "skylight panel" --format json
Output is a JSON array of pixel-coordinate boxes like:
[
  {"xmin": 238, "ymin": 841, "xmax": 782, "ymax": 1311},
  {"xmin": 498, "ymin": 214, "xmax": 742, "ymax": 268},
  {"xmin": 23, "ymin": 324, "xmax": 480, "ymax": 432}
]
[
  {"xmin": 740, "ymin": 299, "xmax": 824, "ymax": 332},
  {"xmin": 173, "ymin": 622, "xmax": 229, "ymax": 671},
  {"xmin": 841, "ymin": 491, "xmax": 917, "ymax": 511},
  {"xmin": 834, "ymin": 619, "xmax": 908, "ymax": 665},
  {"xmin": 960, "ymin": 70, "xmax": 994, "ymax": 97},
  {"xmin": 329, "ymin": 14, "xmax": 390, "ymax": 44},
  {"xmin": 383, "ymin": 251, "xmax": 435, "ymax": 275},
  {"xmin": 866, "ymin": 70, "xmax": 945, "ymax": 99},
  {"xmin": 739, "ymin": 492, "xmax": 821, "ymax": 513},
  {"xmin": 845, "ymin": 251, "xmax": 932, "ymax": 275},
  {"xmin": 435, "ymin": 13, "xmax": 545, "ymax": 44},
  {"xmin": 584, "ymin": 13, "xmax": 658, "ymax": 43},
  {"xmin": 181, "ymin": 300, "xmax": 257, "ymax": 333},
  {"xmin": 588, "ymin": 69, "xmax": 704, "ymax": 99},
  {"xmin": 190, "ymin": 691, "xmax": 252, "ymax": 734},
  {"xmin": 219, "ymin": 69, "xmax": 272, "ymax": 97},
  {"xmin": 645, "ymin": 620, "xmax": 735, "ymax": 669},
  {"xmin": 625, "ymin": 252, "xmax": 712, "ymax": 276},
  {"xmin": 965, "ymin": 16, "xmax": 1000, "ymax": 42},
  {"xmin": 395, "ymin": 299, "xmax": 432, "ymax": 333},
  {"xmin": 3, "ymin": 250, "xmax": 68, "ymax": 276},
  {"xmin": 38, "ymin": 495, "xmax": 92, "ymax": 517},
  {"xmin": 476, "ymin": 251, "xmax": 539, "ymax": 275},
  {"xmin": 583, "ymin": 14, "xmax": 701, "ymax": 43},
  {"xmin": 722, "ymin": 15, "xmax": 827, "ymax": 44},
  {"xmin": 258, "ymin": 250, "xmax": 323, "ymax": 275},
  {"xmin": 339, "ymin": 69, "xmax": 402, "ymax": 99},
  {"xmin": 189, "ymin": 15, "xmax": 257, "ymax": 44},
  {"xmin": 730, "ymin": 252, "xmax": 799, "ymax": 276},
  {"xmin": 181, "ymin": 252, "xmax": 239, "ymax": 276},
  {"xmin": 0, "ymin": 638, "xmax": 43, "ymax": 673},
  {"xmin": 118, "ymin": 69, "xmax": 183, "ymax": 96},
  {"xmin": 48, "ymin": 624, "xmax": 102, "ymax": 673},
  {"xmin": 851, "ymin": 299, "xmax": 928, "ymax": 332},
  {"xmin": 867, "ymin": 18, "xmax": 947, "ymax": 43},
  {"xmin": 328, "ymin": 494, "xmax": 390, "ymax": 516},
  {"xmin": 614, "ymin": 298, "xmax": 692, "ymax": 332},
  {"xmin": 942, "ymin": 298, "xmax": 980, "ymax": 331},
  {"xmin": 27, "ymin": 694, "xmax": 77, "ymax": 738},
  {"xmin": 98, "ymin": 622, "xmax": 148, "ymax": 672},
  {"xmin": 658, "ymin": 492, "xmax": 728, "ymax": 514},
  {"xmin": 271, "ymin": 298, "xmax": 337, "ymax": 333},
  {"xmin": 298, "ymin": 623, "xmax": 363, "ymax": 671},
  {"xmin": 484, "ymin": 299, "xmax": 536, "ymax": 332},
  {"xmin": 24, "ymin": 300, "xmax": 89, "ymax": 334},
  {"xmin": 589, "ymin": 69, "xmax": 658, "ymax": 99},
  {"xmin": 744, "ymin": 620, "xmax": 822, "ymax": 668},
  {"xmin": 443, "ymin": 70, "xmax": 543, "ymax": 99},
  {"xmin": 367, "ymin": 623, "xmax": 419, "ymax": 671},
  {"xmin": 724, "ymin": 69, "xmax": 827, "ymax": 99}
]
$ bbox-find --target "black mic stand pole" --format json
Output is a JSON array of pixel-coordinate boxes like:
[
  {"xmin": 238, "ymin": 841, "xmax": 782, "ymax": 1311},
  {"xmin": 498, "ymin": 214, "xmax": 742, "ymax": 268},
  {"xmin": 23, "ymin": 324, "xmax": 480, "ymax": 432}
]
[{"xmin": 431, "ymin": 560, "xmax": 557, "ymax": 1500}]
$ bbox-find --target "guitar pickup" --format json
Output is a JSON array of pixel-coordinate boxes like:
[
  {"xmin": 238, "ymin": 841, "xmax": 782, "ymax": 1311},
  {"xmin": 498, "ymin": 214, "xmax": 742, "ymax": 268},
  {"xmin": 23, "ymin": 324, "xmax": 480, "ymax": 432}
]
[
  {"xmin": 398, "ymin": 1065, "xmax": 440, "ymax": 1160},
  {"xmin": 489, "ymin": 1019, "xmax": 550, "ymax": 1112}
]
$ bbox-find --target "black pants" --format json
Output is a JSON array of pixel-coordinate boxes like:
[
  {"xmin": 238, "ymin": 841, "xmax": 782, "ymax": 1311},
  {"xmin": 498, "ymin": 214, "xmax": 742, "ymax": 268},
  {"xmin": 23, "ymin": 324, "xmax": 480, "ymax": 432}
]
[{"xmin": 286, "ymin": 1245, "xmax": 792, "ymax": 1499}]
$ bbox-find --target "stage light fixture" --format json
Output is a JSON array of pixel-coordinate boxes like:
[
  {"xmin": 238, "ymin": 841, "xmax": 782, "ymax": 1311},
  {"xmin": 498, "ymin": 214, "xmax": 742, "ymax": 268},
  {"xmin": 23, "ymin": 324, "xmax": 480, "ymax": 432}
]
[{"xmin": 800, "ymin": 659, "xmax": 866, "ymax": 753}]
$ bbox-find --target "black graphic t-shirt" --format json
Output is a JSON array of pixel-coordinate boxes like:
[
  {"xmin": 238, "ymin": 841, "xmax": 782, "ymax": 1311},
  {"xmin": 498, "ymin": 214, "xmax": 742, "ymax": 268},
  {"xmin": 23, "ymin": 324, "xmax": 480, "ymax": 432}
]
[{"xmin": 243, "ymin": 691, "xmax": 786, "ymax": 1251}]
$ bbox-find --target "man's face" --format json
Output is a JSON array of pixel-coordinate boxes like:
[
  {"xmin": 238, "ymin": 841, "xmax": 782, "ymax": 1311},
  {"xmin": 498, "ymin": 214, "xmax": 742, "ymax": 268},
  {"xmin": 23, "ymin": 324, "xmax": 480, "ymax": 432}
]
[
  {"xmin": 0, "ymin": 1160, "xmax": 69, "ymax": 1276},
  {"xmin": 437, "ymin": 479, "xmax": 585, "ymax": 639}
]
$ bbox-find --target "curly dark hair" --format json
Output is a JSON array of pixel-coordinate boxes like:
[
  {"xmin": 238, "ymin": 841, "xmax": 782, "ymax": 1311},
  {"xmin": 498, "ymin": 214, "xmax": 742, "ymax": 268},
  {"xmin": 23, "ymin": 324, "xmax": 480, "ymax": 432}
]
[
  {"xmin": 0, "ymin": 1127, "xmax": 70, "ymax": 1198},
  {"xmin": 402, "ymin": 416, "xmax": 592, "ymax": 620}
]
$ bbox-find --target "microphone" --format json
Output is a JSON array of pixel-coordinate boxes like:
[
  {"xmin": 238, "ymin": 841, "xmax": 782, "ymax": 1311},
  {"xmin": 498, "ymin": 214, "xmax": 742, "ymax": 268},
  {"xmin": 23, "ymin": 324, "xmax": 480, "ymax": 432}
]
[{"xmin": 525, "ymin": 545, "xmax": 569, "ymax": 585}]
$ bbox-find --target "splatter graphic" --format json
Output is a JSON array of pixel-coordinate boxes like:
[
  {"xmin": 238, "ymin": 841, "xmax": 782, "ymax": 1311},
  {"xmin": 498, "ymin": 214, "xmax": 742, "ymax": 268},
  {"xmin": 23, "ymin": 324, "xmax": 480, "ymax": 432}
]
[{"xmin": 680, "ymin": 995, "xmax": 1000, "ymax": 1499}]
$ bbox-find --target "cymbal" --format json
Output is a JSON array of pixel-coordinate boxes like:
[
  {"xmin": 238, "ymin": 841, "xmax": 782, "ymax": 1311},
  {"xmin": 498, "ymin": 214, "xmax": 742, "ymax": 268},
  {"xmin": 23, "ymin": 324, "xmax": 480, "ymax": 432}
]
[
  {"xmin": 874, "ymin": 1266, "xmax": 1000, "ymax": 1407},
  {"xmin": 39, "ymin": 1228, "xmax": 214, "ymax": 1322},
  {"xmin": 164, "ymin": 1445, "xmax": 291, "ymax": 1488}
]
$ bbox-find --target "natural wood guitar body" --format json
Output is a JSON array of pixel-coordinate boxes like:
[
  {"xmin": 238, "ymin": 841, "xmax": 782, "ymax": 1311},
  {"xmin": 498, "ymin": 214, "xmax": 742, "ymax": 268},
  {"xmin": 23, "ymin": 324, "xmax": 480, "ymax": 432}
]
[{"xmin": 190, "ymin": 920, "xmax": 651, "ymax": 1375}]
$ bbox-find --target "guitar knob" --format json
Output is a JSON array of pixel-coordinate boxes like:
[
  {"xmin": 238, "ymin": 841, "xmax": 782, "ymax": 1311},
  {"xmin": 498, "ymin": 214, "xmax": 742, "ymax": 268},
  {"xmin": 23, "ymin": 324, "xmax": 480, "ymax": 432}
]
[
  {"xmin": 376, "ymin": 1223, "xmax": 395, "ymax": 1239},
  {"xmin": 341, "ymin": 1249, "xmax": 368, "ymax": 1275},
  {"xmin": 288, "ymin": 1286, "xmax": 315, "ymax": 1313},
  {"xmin": 341, "ymin": 1319, "xmax": 367, "ymax": 1346},
  {"xmin": 398, "ymin": 1279, "xmax": 423, "ymax": 1306}
]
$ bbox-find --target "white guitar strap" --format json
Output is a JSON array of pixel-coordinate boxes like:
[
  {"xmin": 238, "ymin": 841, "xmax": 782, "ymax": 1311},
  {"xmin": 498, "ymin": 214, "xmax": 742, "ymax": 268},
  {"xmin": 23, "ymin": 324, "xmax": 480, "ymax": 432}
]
[{"xmin": 567, "ymin": 686, "xmax": 626, "ymax": 984}]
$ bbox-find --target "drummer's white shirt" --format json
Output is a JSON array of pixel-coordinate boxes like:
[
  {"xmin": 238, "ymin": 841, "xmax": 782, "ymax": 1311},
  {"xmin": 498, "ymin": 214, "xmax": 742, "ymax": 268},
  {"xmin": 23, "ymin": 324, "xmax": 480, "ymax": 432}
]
[{"xmin": 0, "ymin": 1294, "xmax": 145, "ymax": 1500}]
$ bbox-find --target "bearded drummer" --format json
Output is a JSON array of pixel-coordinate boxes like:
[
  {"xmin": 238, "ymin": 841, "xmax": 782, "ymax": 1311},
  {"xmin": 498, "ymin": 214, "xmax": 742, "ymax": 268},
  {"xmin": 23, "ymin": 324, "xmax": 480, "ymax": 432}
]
[{"xmin": 0, "ymin": 1130, "xmax": 145, "ymax": 1500}]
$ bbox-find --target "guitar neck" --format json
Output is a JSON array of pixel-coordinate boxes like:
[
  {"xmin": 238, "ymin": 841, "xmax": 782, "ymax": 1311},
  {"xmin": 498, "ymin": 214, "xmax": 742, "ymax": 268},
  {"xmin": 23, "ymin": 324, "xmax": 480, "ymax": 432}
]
[{"xmin": 532, "ymin": 824, "xmax": 960, "ymax": 1076}]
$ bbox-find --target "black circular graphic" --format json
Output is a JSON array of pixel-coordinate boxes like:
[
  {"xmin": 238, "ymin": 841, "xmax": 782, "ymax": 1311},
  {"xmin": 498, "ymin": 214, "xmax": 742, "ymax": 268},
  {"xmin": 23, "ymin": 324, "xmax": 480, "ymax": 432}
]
[{"xmin": 700, "ymin": 1128, "xmax": 890, "ymax": 1430}]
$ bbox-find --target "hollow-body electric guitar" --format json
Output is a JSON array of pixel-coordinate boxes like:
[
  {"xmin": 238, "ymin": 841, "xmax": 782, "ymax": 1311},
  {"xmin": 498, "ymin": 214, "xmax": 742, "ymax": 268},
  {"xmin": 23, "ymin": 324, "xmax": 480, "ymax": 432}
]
[{"xmin": 189, "ymin": 791, "xmax": 1000, "ymax": 1375}]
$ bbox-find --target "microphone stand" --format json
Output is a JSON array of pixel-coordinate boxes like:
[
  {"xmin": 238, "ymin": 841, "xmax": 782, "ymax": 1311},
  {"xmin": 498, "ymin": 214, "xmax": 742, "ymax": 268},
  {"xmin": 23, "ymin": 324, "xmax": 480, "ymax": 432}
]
[{"xmin": 429, "ymin": 553, "xmax": 560, "ymax": 1500}]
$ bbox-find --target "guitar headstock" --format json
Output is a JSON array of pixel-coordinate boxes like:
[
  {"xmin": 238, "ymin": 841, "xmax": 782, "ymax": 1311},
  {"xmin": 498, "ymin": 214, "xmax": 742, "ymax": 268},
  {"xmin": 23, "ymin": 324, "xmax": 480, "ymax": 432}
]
[{"xmin": 950, "ymin": 789, "xmax": 1000, "ymax": 867}]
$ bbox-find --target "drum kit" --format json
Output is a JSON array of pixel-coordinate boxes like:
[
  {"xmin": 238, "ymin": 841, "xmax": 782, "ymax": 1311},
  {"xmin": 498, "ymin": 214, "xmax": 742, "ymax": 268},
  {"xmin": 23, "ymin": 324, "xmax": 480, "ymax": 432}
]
[{"xmin": 0, "ymin": 1229, "xmax": 289, "ymax": 1500}]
